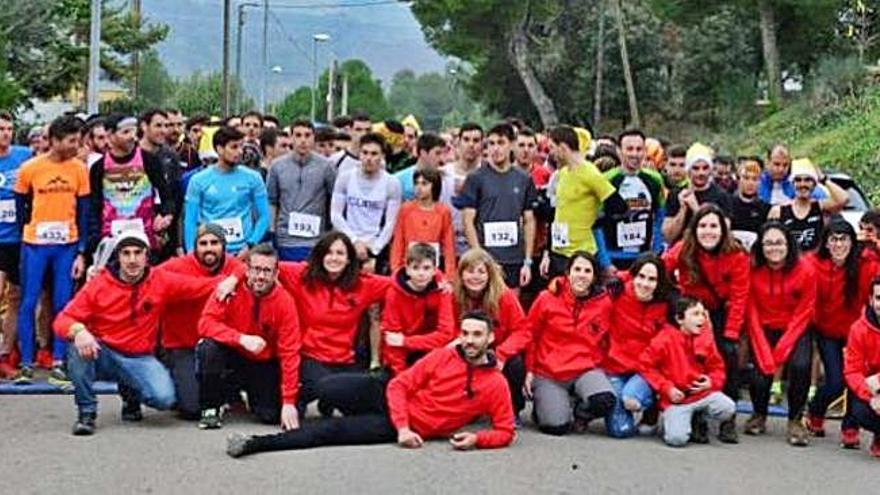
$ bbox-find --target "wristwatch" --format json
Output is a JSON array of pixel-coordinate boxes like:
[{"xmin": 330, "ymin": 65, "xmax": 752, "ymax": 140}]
[{"xmin": 522, "ymin": 258, "xmax": 533, "ymax": 267}]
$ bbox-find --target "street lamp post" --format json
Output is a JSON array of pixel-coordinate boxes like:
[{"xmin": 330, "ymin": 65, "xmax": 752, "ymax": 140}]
[{"xmin": 310, "ymin": 33, "xmax": 330, "ymax": 123}]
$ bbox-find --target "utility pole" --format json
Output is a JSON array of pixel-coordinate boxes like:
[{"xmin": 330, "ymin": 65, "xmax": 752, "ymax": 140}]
[
  {"xmin": 222, "ymin": 0, "xmax": 231, "ymax": 116},
  {"xmin": 341, "ymin": 73, "xmax": 348, "ymax": 116},
  {"xmin": 260, "ymin": 0, "xmax": 269, "ymax": 113},
  {"xmin": 131, "ymin": 0, "xmax": 142, "ymax": 99},
  {"xmin": 326, "ymin": 59, "xmax": 336, "ymax": 122},
  {"xmin": 87, "ymin": 0, "xmax": 101, "ymax": 114}
]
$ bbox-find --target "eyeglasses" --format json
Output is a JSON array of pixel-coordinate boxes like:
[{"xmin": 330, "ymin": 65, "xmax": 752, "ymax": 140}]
[
  {"xmin": 827, "ymin": 235, "xmax": 851, "ymax": 244},
  {"xmin": 247, "ymin": 266, "xmax": 275, "ymax": 275},
  {"xmin": 762, "ymin": 239, "xmax": 787, "ymax": 247}
]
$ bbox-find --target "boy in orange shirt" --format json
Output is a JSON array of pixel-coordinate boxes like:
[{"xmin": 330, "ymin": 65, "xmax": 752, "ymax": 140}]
[{"xmin": 390, "ymin": 167, "xmax": 456, "ymax": 279}]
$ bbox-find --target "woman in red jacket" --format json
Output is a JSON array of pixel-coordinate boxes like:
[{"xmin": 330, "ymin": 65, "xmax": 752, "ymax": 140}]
[
  {"xmin": 745, "ymin": 222, "xmax": 817, "ymax": 446},
  {"xmin": 603, "ymin": 253, "xmax": 672, "ymax": 438},
  {"xmin": 663, "ymin": 203, "xmax": 748, "ymax": 443},
  {"xmin": 276, "ymin": 231, "xmax": 393, "ymax": 415},
  {"xmin": 525, "ymin": 251, "xmax": 616, "ymax": 436},
  {"xmin": 807, "ymin": 218, "xmax": 877, "ymax": 445},
  {"xmin": 452, "ymin": 248, "xmax": 530, "ymax": 418},
  {"xmin": 843, "ymin": 276, "xmax": 880, "ymax": 458}
]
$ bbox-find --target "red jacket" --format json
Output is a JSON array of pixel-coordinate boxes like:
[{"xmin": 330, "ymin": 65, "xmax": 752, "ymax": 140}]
[
  {"xmin": 386, "ymin": 346, "xmax": 514, "ymax": 449},
  {"xmin": 807, "ymin": 252, "xmax": 878, "ymax": 340},
  {"xmin": 638, "ymin": 325, "xmax": 727, "ymax": 410},
  {"xmin": 844, "ymin": 311, "xmax": 880, "ymax": 402},
  {"xmin": 54, "ymin": 267, "xmax": 217, "ymax": 355},
  {"xmin": 158, "ymin": 254, "xmax": 245, "ymax": 349},
  {"xmin": 526, "ymin": 278, "xmax": 611, "ymax": 382},
  {"xmin": 602, "ymin": 274, "xmax": 669, "ymax": 375},
  {"xmin": 278, "ymin": 262, "xmax": 392, "ymax": 365},
  {"xmin": 663, "ymin": 242, "xmax": 750, "ymax": 339},
  {"xmin": 199, "ymin": 281, "xmax": 302, "ymax": 405},
  {"xmin": 381, "ymin": 269, "xmax": 456, "ymax": 374},
  {"xmin": 746, "ymin": 259, "xmax": 817, "ymax": 375},
  {"xmin": 454, "ymin": 288, "xmax": 531, "ymax": 363}
]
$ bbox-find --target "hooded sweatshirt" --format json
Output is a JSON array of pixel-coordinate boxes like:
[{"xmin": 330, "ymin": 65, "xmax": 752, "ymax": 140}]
[
  {"xmin": 807, "ymin": 251, "xmax": 878, "ymax": 340},
  {"xmin": 53, "ymin": 262, "xmax": 218, "ymax": 355},
  {"xmin": 381, "ymin": 268, "xmax": 456, "ymax": 374},
  {"xmin": 158, "ymin": 253, "xmax": 245, "ymax": 349},
  {"xmin": 844, "ymin": 307, "xmax": 880, "ymax": 402},
  {"xmin": 386, "ymin": 346, "xmax": 514, "ymax": 449},
  {"xmin": 663, "ymin": 241, "xmax": 750, "ymax": 340},
  {"xmin": 199, "ymin": 280, "xmax": 302, "ymax": 405},
  {"xmin": 277, "ymin": 262, "xmax": 392, "ymax": 364},
  {"xmin": 454, "ymin": 288, "xmax": 530, "ymax": 364},
  {"xmin": 638, "ymin": 324, "xmax": 727, "ymax": 410},
  {"xmin": 526, "ymin": 277, "xmax": 611, "ymax": 382},
  {"xmin": 602, "ymin": 272, "xmax": 669, "ymax": 375},
  {"xmin": 746, "ymin": 259, "xmax": 817, "ymax": 375}
]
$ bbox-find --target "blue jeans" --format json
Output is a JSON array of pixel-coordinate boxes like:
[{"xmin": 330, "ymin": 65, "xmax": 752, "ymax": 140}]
[
  {"xmin": 277, "ymin": 245, "xmax": 312, "ymax": 262},
  {"xmin": 18, "ymin": 242, "xmax": 77, "ymax": 365},
  {"xmin": 606, "ymin": 373, "xmax": 655, "ymax": 438},
  {"xmin": 67, "ymin": 345, "xmax": 176, "ymax": 415}
]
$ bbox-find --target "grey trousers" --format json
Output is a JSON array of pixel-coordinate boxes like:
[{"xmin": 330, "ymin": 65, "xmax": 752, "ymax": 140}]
[
  {"xmin": 662, "ymin": 391, "xmax": 736, "ymax": 447},
  {"xmin": 533, "ymin": 369, "xmax": 615, "ymax": 428}
]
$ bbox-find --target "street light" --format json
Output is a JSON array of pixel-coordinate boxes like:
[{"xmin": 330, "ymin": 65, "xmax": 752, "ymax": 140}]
[{"xmin": 311, "ymin": 33, "xmax": 331, "ymax": 123}]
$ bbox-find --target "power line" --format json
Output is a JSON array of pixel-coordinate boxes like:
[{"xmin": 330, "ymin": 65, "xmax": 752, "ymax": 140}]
[
  {"xmin": 270, "ymin": 0, "xmax": 402, "ymax": 9},
  {"xmin": 267, "ymin": 9, "xmax": 313, "ymax": 62}
]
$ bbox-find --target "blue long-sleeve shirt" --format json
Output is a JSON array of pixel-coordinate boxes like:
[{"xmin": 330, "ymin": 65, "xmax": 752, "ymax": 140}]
[{"xmin": 183, "ymin": 165, "xmax": 270, "ymax": 253}]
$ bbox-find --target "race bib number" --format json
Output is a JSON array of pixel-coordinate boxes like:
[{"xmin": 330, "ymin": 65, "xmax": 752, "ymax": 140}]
[
  {"xmin": 214, "ymin": 217, "xmax": 244, "ymax": 243},
  {"xmin": 409, "ymin": 241, "xmax": 441, "ymax": 266},
  {"xmin": 111, "ymin": 218, "xmax": 146, "ymax": 237},
  {"xmin": 36, "ymin": 221, "xmax": 70, "ymax": 244},
  {"xmin": 0, "ymin": 200, "xmax": 15, "ymax": 223},
  {"xmin": 732, "ymin": 230, "xmax": 758, "ymax": 251},
  {"xmin": 288, "ymin": 212, "xmax": 321, "ymax": 238},
  {"xmin": 483, "ymin": 221, "xmax": 518, "ymax": 248},
  {"xmin": 616, "ymin": 221, "xmax": 647, "ymax": 248},
  {"xmin": 551, "ymin": 222, "xmax": 569, "ymax": 248}
]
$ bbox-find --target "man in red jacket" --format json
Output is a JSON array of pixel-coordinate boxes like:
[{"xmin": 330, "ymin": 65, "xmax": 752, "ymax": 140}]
[
  {"xmin": 158, "ymin": 223, "xmax": 245, "ymax": 419},
  {"xmin": 225, "ymin": 310, "xmax": 515, "ymax": 457},
  {"xmin": 56, "ymin": 230, "xmax": 228, "ymax": 436},
  {"xmin": 197, "ymin": 243, "xmax": 302, "ymax": 431},
  {"xmin": 844, "ymin": 277, "xmax": 880, "ymax": 457},
  {"xmin": 639, "ymin": 297, "xmax": 735, "ymax": 447}
]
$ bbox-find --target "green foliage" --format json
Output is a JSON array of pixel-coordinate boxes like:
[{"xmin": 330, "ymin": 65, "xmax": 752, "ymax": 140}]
[
  {"xmin": 387, "ymin": 69, "xmax": 488, "ymax": 131},
  {"xmin": 171, "ymin": 72, "xmax": 251, "ymax": 117},
  {"xmin": 276, "ymin": 87, "xmax": 313, "ymax": 124},
  {"xmin": 808, "ymin": 55, "xmax": 869, "ymax": 106},
  {"xmin": 135, "ymin": 50, "xmax": 175, "ymax": 108}
]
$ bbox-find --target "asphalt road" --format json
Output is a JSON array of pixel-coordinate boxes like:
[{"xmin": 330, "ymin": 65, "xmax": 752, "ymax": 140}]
[{"xmin": 1, "ymin": 395, "xmax": 876, "ymax": 495}]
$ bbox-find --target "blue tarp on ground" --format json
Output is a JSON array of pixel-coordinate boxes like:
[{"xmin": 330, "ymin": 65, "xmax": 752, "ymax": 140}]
[{"xmin": 0, "ymin": 381, "xmax": 117, "ymax": 395}]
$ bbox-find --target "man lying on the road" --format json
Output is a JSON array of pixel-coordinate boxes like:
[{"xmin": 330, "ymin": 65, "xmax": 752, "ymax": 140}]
[
  {"xmin": 225, "ymin": 310, "xmax": 516, "ymax": 457},
  {"xmin": 54, "ymin": 230, "xmax": 234, "ymax": 436}
]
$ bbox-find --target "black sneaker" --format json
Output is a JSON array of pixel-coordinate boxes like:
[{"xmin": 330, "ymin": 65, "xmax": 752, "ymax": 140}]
[
  {"xmin": 226, "ymin": 432, "xmax": 252, "ymax": 458},
  {"xmin": 689, "ymin": 411, "xmax": 710, "ymax": 444},
  {"xmin": 13, "ymin": 366, "xmax": 34, "ymax": 385},
  {"xmin": 718, "ymin": 418, "xmax": 739, "ymax": 444},
  {"xmin": 72, "ymin": 413, "xmax": 96, "ymax": 436},
  {"xmin": 199, "ymin": 408, "xmax": 224, "ymax": 429},
  {"xmin": 121, "ymin": 401, "xmax": 143, "ymax": 422}
]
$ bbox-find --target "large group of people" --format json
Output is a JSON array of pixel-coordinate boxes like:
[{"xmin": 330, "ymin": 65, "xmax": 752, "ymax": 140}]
[{"xmin": 2, "ymin": 107, "xmax": 880, "ymax": 461}]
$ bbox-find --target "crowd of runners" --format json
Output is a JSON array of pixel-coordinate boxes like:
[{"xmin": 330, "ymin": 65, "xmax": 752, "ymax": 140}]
[{"xmin": 1, "ymin": 107, "xmax": 880, "ymax": 460}]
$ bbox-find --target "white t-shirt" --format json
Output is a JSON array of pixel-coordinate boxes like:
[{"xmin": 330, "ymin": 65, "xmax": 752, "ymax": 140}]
[{"xmin": 331, "ymin": 167, "xmax": 402, "ymax": 254}]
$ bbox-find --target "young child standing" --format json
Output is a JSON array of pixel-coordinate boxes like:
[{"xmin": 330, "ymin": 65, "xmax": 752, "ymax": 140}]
[
  {"xmin": 390, "ymin": 168, "xmax": 456, "ymax": 280},
  {"xmin": 639, "ymin": 297, "xmax": 736, "ymax": 447}
]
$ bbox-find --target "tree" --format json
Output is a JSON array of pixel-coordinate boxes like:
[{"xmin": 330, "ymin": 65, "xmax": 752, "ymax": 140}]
[
  {"xmin": 840, "ymin": 0, "xmax": 880, "ymax": 64},
  {"xmin": 613, "ymin": 0, "xmax": 640, "ymax": 127},
  {"xmin": 135, "ymin": 50, "xmax": 175, "ymax": 108},
  {"xmin": 387, "ymin": 69, "xmax": 484, "ymax": 131},
  {"xmin": 172, "ymin": 72, "xmax": 250, "ymax": 117},
  {"xmin": 276, "ymin": 87, "xmax": 313, "ymax": 124}
]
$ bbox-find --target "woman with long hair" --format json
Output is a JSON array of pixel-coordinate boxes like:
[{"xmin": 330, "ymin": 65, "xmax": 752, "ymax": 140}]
[
  {"xmin": 806, "ymin": 217, "xmax": 878, "ymax": 446},
  {"xmin": 452, "ymin": 248, "xmax": 530, "ymax": 419},
  {"xmin": 526, "ymin": 251, "xmax": 616, "ymax": 436},
  {"xmin": 745, "ymin": 222, "xmax": 817, "ymax": 446},
  {"xmin": 603, "ymin": 253, "xmax": 672, "ymax": 438},
  {"xmin": 663, "ymin": 204, "xmax": 749, "ymax": 443}
]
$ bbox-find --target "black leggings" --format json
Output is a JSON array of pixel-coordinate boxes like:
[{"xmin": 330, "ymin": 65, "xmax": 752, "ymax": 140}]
[
  {"xmin": 710, "ymin": 308, "xmax": 739, "ymax": 402},
  {"xmin": 808, "ymin": 334, "xmax": 857, "ymax": 429},
  {"xmin": 750, "ymin": 329, "xmax": 812, "ymax": 420},
  {"xmin": 503, "ymin": 354, "xmax": 527, "ymax": 415},
  {"xmin": 849, "ymin": 393, "xmax": 880, "ymax": 434}
]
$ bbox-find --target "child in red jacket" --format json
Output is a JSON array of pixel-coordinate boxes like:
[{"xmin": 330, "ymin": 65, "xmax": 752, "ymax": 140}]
[
  {"xmin": 844, "ymin": 276, "xmax": 880, "ymax": 458},
  {"xmin": 639, "ymin": 296, "xmax": 735, "ymax": 447}
]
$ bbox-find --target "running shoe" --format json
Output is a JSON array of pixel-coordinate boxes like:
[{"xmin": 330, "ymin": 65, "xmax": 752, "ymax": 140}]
[{"xmin": 840, "ymin": 427, "xmax": 860, "ymax": 449}]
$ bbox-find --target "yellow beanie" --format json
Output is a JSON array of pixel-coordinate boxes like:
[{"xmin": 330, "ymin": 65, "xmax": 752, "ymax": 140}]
[
  {"xmin": 789, "ymin": 158, "xmax": 818, "ymax": 182},
  {"xmin": 685, "ymin": 142, "xmax": 714, "ymax": 170}
]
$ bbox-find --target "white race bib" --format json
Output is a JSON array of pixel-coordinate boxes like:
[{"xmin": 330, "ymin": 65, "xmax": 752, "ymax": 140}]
[
  {"xmin": 36, "ymin": 221, "xmax": 70, "ymax": 244},
  {"xmin": 111, "ymin": 218, "xmax": 146, "ymax": 238},
  {"xmin": 551, "ymin": 222, "xmax": 569, "ymax": 248},
  {"xmin": 616, "ymin": 221, "xmax": 647, "ymax": 248},
  {"xmin": 214, "ymin": 217, "xmax": 244, "ymax": 243},
  {"xmin": 0, "ymin": 199, "xmax": 15, "ymax": 223},
  {"xmin": 483, "ymin": 221, "xmax": 518, "ymax": 248},
  {"xmin": 732, "ymin": 230, "xmax": 758, "ymax": 251},
  {"xmin": 409, "ymin": 241, "xmax": 441, "ymax": 266},
  {"xmin": 287, "ymin": 212, "xmax": 321, "ymax": 238}
]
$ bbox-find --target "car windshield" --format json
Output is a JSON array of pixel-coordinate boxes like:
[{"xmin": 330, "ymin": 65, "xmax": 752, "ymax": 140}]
[{"xmin": 844, "ymin": 187, "xmax": 869, "ymax": 211}]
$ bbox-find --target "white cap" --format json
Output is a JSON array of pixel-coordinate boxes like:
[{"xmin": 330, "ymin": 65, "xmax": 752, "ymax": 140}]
[{"xmin": 112, "ymin": 229, "xmax": 150, "ymax": 252}]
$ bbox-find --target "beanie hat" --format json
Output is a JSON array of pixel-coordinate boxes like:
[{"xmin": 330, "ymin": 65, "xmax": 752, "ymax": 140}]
[
  {"xmin": 685, "ymin": 142, "xmax": 714, "ymax": 171},
  {"xmin": 197, "ymin": 223, "xmax": 227, "ymax": 247},
  {"xmin": 789, "ymin": 158, "xmax": 819, "ymax": 182},
  {"xmin": 113, "ymin": 229, "xmax": 150, "ymax": 253}
]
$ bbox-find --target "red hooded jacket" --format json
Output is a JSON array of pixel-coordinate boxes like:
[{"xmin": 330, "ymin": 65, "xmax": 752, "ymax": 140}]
[
  {"xmin": 454, "ymin": 288, "xmax": 531, "ymax": 364},
  {"xmin": 158, "ymin": 254, "xmax": 245, "ymax": 349},
  {"xmin": 663, "ymin": 241, "xmax": 750, "ymax": 340},
  {"xmin": 199, "ymin": 280, "xmax": 302, "ymax": 405},
  {"xmin": 381, "ymin": 268, "xmax": 456, "ymax": 374},
  {"xmin": 526, "ymin": 278, "xmax": 611, "ymax": 382},
  {"xmin": 807, "ymin": 252, "xmax": 878, "ymax": 340},
  {"xmin": 386, "ymin": 346, "xmax": 514, "ymax": 449},
  {"xmin": 844, "ymin": 310, "xmax": 880, "ymax": 402},
  {"xmin": 278, "ymin": 262, "xmax": 392, "ymax": 365},
  {"xmin": 54, "ymin": 267, "xmax": 217, "ymax": 355},
  {"xmin": 602, "ymin": 273, "xmax": 669, "ymax": 375},
  {"xmin": 746, "ymin": 259, "xmax": 817, "ymax": 375},
  {"xmin": 638, "ymin": 325, "xmax": 727, "ymax": 410}
]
